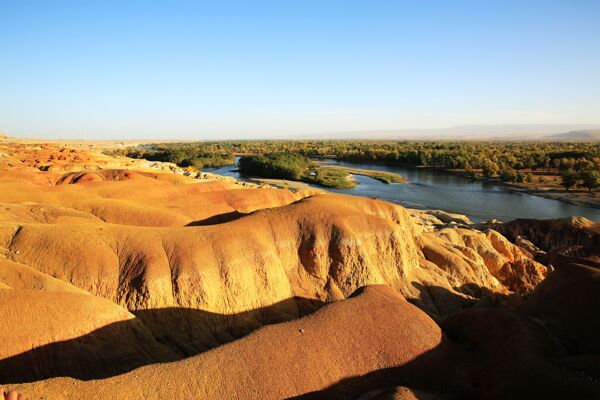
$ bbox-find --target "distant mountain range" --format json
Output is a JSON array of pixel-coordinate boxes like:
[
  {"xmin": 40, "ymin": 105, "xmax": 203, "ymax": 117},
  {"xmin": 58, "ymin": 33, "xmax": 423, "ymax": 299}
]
[
  {"xmin": 545, "ymin": 129, "xmax": 600, "ymax": 141},
  {"xmin": 293, "ymin": 124, "xmax": 600, "ymax": 141}
]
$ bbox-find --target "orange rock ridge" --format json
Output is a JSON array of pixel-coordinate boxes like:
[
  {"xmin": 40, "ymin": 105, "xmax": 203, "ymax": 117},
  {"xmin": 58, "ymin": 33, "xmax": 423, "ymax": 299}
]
[{"xmin": 1, "ymin": 140, "xmax": 597, "ymax": 399}]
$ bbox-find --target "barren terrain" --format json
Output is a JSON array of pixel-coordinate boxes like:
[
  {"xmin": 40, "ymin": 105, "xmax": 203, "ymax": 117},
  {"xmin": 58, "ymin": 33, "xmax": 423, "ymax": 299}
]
[{"xmin": 0, "ymin": 137, "xmax": 598, "ymax": 399}]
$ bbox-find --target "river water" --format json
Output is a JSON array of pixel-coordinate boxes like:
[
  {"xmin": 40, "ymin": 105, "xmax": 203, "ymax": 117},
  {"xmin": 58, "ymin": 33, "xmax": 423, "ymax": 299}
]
[{"xmin": 207, "ymin": 160, "xmax": 600, "ymax": 223}]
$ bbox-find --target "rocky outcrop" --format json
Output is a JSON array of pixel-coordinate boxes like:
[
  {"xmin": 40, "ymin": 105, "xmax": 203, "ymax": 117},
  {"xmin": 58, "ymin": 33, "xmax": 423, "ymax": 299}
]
[
  {"xmin": 411, "ymin": 209, "xmax": 473, "ymax": 227},
  {"xmin": 487, "ymin": 216, "xmax": 600, "ymax": 262},
  {"xmin": 418, "ymin": 227, "xmax": 547, "ymax": 296}
]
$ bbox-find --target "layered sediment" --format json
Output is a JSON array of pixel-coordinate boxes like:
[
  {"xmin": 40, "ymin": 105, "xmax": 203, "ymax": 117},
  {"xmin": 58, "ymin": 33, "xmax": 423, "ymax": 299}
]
[{"xmin": 1, "ymin": 140, "xmax": 597, "ymax": 399}]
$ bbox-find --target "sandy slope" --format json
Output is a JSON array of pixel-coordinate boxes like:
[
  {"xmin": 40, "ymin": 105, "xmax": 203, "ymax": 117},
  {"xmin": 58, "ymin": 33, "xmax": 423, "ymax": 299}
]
[
  {"xmin": 2, "ymin": 140, "xmax": 594, "ymax": 399},
  {"xmin": 10, "ymin": 286, "xmax": 457, "ymax": 399}
]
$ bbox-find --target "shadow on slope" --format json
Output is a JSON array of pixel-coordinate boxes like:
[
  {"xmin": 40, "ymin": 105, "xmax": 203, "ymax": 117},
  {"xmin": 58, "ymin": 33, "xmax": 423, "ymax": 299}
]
[
  {"xmin": 288, "ymin": 338, "xmax": 468, "ymax": 400},
  {"xmin": 186, "ymin": 210, "xmax": 248, "ymax": 226},
  {"xmin": 490, "ymin": 217, "xmax": 600, "ymax": 261},
  {"xmin": 408, "ymin": 281, "xmax": 511, "ymax": 321},
  {"xmin": 294, "ymin": 260, "xmax": 600, "ymax": 399},
  {"xmin": 0, "ymin": 296, "xmax": 324, "ymax": 384}
]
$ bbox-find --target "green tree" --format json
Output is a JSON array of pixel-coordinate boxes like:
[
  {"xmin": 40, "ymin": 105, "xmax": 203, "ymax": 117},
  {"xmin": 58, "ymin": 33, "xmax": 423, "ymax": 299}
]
[
  {"xmin": 482, "ymin": 161, "xmax": 499, "ymax": 178},
  {"xmin": 581, "ymin": 170, "xmax": 600, "ymax": 192},
  {"xmin": 514, "ymin": 172, "xmax": 525, "ymax": 183},
  {"xmin": 179, "ymin": 158, "xmax": 203, "ymax": 169},
  {"xmin": 499, "ymin": 168, "xmax": 516, "ymax": 182},
  {"xmin": 561, "ymin": 169, "xmax": 578, "ymax": 191}
]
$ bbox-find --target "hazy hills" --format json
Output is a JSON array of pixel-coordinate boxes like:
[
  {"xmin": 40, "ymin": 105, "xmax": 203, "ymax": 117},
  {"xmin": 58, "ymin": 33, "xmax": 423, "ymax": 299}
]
[
  {"xmin": 293, "ymin": 124, "xmax": 600, "ymax": 141},
  {"xmin": 4, "ymin": 124, "xmax": 600, "ymax": 143},
  {"xmin": 546, "ymin": 129, "xmax": 600, "ymax": 141}
]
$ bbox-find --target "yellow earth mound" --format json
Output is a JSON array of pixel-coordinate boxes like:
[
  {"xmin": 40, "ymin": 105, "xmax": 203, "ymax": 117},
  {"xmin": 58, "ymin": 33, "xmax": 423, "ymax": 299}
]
[
  {"xmin": 0, "ymin": 289, "xmax": 178, "ymax": 384},
  {"xmin": 0, "ymin": 172, "xmax": 302, "ymax": 227},
  {"xmin": 0, "ymin": 258, "xmax": 88, "ymax": 293},
  {"xmin": 11, "ymin": 285, "xmax": 457, "ymax": 400}
]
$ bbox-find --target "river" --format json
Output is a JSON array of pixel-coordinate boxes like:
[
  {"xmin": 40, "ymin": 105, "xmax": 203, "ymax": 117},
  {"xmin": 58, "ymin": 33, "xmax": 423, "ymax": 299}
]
[{"xmin": 207, "ymin": 160, "xmax": 600, "ymax": 223}]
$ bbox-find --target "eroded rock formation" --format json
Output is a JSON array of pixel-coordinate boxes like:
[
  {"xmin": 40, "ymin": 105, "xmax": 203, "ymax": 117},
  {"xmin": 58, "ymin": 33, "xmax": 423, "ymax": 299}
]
[
  {"xmin": 1, "ymin": 140, "xmax": 594, "ymax": 399},
  {"xmin": 487, "ymin": 216, "xmax": 600, "ymax": 262}
]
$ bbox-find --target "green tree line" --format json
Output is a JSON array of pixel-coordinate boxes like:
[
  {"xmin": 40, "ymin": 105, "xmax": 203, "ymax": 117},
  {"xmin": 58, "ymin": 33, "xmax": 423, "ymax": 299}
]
[{"xmin": 118, "ymin": 140, "xmax": 600, "ymax": 191}]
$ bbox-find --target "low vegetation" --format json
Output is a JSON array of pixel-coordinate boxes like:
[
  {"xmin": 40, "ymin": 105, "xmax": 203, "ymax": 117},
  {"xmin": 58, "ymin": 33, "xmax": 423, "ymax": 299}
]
[
  {"xmin": 238, "ymin": 153, "xmax": 309, "ymax": 180},
  {"xmin": 121, "ymin": 143, "xmax": 236, "ymax": 170},
  {"xmin": 238, "ymin": 153, "xmax": 355, "ymax": 188},
  {"xmin": 303, "ymin": 166, "xmax": 356, "ymax": 188},
  {"xmin": 558, "ymin": 159, "xmax": 600, "ymax": 191},
  {"xmin": 121, "ymin": 140, "xmax": 600, "ymax": 192},
  {"xmin": 337, "ymin": 167, "xmax": 407, "ymax": 184}
]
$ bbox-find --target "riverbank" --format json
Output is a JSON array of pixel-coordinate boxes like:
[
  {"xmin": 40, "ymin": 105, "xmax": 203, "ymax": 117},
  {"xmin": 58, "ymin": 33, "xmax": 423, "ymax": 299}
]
[
  {"xmin": 503, "ymin": 184, "xmax": 600, "ymax": 209},
  {"xmin": 306, "ymin": 159, "xmax": 600, "ymax": 222},
  {"xmin": 139, "ymin": 154, "xmax": 600, "ymax": 222},
  {"xmin": 429, "ymin": 166, "xmax": 600, "ymax": 210},
  {"xmin": 317, "ymin": 162, "xmax": 408, "ymax": 184},
  {"xmin": 238, "ymin": 176, "xmax": 325, "ymax": 191},
  {"xmin": 247, "ymin": 164, "xmax": 407, "ymax": 190},
  {"xmin": 326, "ymin": 158, "xmax": 598, "ymax": 209}
]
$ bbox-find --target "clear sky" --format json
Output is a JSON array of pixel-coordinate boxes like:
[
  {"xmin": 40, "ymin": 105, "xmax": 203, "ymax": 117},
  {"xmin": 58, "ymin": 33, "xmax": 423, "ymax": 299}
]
[{"xmin": 1, "ymin": 0, "xmax": 599, "ymax": 139}]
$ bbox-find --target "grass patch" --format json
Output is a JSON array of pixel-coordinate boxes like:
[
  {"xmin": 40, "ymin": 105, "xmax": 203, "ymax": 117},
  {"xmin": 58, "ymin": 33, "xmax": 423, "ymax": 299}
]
[
  {"xmin": 302, "ymin": 167, "xmax": 356, "ymax": 189},
  {"xmin": 326, "ymin": 166, "xmax": 407, "ymax": 184},
  {"xmin": 368, "ymin": 172, "xmax": 404, "ymax": 183}
]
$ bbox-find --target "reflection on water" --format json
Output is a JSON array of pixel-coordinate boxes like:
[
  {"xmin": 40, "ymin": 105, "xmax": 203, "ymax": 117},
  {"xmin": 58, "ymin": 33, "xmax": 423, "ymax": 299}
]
[{"xmin": 207, "ymin": 160, "xmax": 600, "ymax": 223}]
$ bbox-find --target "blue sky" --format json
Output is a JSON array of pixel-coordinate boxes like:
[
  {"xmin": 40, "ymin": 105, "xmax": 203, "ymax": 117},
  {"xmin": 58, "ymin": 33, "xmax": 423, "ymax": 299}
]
[{"xmin": 1, "ymin": 0, "xmax": 599, "ymax": 139}]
